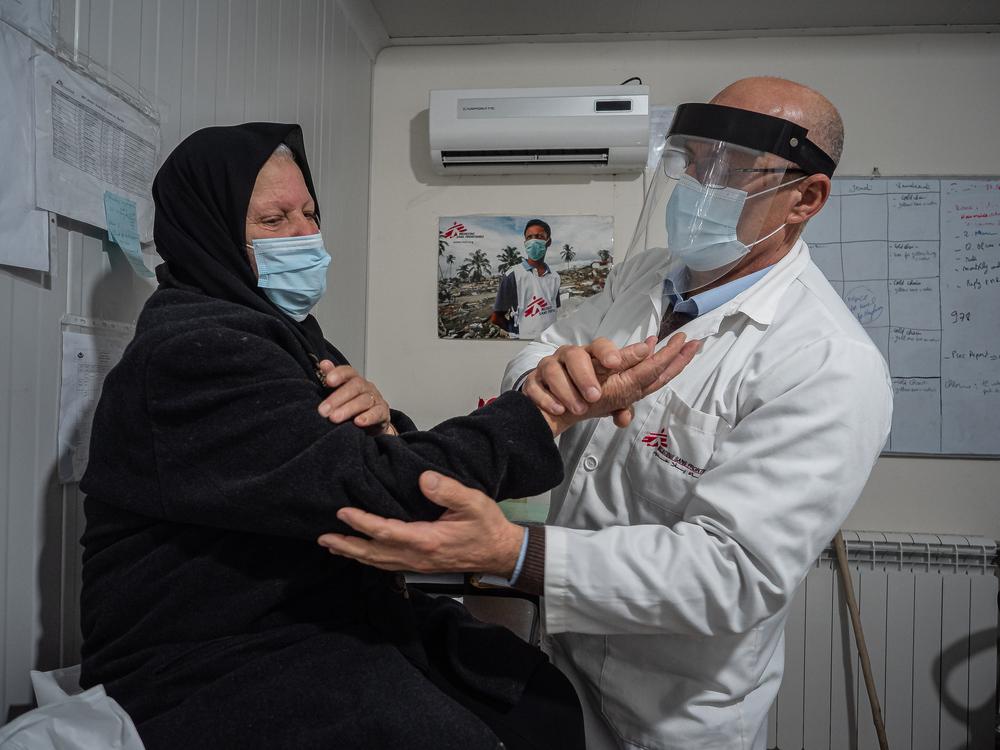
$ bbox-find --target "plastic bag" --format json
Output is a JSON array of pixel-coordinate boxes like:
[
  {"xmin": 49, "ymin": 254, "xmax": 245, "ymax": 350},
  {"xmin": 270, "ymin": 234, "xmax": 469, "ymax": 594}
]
[{"xmin": 0, "ymin": 665, "xmax": 144, "ymax": 749}]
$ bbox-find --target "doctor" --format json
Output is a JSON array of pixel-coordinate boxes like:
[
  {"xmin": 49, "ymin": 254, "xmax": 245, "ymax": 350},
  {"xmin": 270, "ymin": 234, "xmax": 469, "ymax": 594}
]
[{"xmin": 320, "ymin": 77, "xmax": 893, "ymax": 750}]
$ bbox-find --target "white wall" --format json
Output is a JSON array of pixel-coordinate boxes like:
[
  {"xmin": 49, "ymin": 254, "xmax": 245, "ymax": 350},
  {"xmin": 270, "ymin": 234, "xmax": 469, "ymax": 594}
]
[
  {"xmin": 366, "ymin": 35, "xmax": 1000, "ymax": 538},
  {"xmin": 0, "ymin": 0, "xmax": 375, "ymax": 718}
]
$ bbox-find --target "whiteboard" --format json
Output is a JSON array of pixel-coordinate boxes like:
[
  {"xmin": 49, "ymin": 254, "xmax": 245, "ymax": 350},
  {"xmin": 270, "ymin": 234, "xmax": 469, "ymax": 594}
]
[{"xmin": 802, "ymin": 178, "xmax": 1000, "ymax": 456}]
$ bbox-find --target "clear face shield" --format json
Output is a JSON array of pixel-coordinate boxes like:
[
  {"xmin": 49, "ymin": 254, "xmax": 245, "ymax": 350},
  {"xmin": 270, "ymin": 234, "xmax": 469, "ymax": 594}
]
[{"xmin": 625, "ymin": 103, "xmax": 836, "ymax": 294}]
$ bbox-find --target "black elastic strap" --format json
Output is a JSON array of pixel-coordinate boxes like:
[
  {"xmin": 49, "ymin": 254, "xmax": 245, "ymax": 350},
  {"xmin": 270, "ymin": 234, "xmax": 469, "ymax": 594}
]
[{"xmin": 668, "ymin": 102, "xmax": 837, "ymax": 178}]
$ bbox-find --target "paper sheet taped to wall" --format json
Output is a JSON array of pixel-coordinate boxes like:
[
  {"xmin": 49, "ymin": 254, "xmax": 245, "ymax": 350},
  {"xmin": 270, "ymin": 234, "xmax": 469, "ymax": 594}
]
[
  {"xmin": 104, "ymin": 191, "xmax": 155, "ymax": 277},
  {"xmin": 0, "ymin": 19, "xmax": 50, "ymax": 271},
  {"xmin": 803, "ymin": 178, "xmax": 1000, "ymax": 455},
  {"xmin": 58, "ymin": 318, "xmax": 133, "ymax": 483},
  {"xmin": 34, "ymin": 53, "xmax": 159, "ymax": 241}
]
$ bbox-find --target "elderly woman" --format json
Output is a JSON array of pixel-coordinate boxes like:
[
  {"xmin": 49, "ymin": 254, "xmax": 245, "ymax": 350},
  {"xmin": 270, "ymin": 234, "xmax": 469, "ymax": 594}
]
[{"xmin": 78, "ymin": 123, "xmax": 694, "ymax": 750}]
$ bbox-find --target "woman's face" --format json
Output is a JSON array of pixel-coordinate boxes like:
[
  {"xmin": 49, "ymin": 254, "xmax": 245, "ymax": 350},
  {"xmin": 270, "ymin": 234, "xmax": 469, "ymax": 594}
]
[{"xmin": 244, "ymin": 156, "xmax": 319, "ymax": 277}]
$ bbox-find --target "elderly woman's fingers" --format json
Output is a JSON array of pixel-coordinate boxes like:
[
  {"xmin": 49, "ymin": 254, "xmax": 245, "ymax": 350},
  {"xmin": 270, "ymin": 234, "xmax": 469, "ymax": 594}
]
[
  {"xmin": 317, "ymin": 368, "xmax": 390, "ymax": 426},
  {"xmin": 561, "ymin": 346, "xmax": 605, "ymax": 404},
  {"xmin": 538, "ymin": 347, "xmax": 594, "ymax": 414},
  {"xmin": 522, "ymin": 371, "xmax": 567, "ymax": 416},
  {"xmin": 611, "ymin": 407, "xmax": 635, "ymax": 429},
  {"xmin": 322, "ymin": 364, "xmax": 359, "ymax": 389},
  {"xmin": 318, "ymin": 376, "xmax": 367, "ymax": 418},
  {"xmin": 353, "ymin": 404, "xmax": 391, "ymax": 430}
]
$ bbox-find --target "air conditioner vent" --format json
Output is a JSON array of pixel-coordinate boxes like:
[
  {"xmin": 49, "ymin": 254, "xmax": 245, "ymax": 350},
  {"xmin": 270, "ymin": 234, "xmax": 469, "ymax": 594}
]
[{"xmin": 441, "ymin": 148, "xmax": 609, "ymax": 167}]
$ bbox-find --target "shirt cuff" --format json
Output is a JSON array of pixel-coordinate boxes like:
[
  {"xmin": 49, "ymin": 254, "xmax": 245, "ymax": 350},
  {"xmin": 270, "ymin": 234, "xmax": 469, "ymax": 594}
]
[{"xmin": 475, "ymin": 525, "xmax": 529, "ymax": 588}]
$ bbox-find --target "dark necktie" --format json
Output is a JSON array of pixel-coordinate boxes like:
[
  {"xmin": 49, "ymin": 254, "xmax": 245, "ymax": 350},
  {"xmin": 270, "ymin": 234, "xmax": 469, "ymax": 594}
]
[{"xmin": 657, "ymin": 304, "xmax": 695, "ymax": 341}]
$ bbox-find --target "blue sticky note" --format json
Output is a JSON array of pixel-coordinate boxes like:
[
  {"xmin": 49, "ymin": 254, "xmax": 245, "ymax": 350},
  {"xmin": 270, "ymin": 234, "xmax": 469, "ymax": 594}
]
[{"xmin": 104, "ymin": 191, "xmax": 154, "ymax": 278}]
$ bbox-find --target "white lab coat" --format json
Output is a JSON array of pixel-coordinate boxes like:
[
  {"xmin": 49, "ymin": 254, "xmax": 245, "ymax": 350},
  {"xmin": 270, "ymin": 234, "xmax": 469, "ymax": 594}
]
[{"xmin": 502, "ymin": 240, "xmax": 893, "ymax": 750}]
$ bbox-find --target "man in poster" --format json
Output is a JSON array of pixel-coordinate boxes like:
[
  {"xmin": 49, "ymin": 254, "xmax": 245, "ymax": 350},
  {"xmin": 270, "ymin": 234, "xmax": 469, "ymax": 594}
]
[{"xmin": 490, "ymin": 219, "xmax": 561, "ymax": 339}]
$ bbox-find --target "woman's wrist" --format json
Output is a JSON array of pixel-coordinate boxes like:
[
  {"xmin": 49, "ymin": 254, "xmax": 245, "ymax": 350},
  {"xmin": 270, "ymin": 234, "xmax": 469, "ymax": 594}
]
[{"xmin": 539, "ymin": 409, "xmax": 566, "ymax": 437}]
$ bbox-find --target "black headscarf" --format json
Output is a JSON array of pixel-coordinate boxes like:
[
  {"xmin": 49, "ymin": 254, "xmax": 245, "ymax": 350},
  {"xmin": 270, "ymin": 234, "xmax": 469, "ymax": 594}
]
[{"xmin": 152, "ymin": 122, "xmax": 344, "ymax": 368}]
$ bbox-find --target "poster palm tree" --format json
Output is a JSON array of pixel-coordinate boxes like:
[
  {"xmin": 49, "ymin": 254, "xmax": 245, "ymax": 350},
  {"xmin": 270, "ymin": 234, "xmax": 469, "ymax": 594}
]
[
  {"xmin": 496, "ymin": 245, "xmax": 522, "ymax": 274},
  {"xmin": 466, "ymin": 249, "xmax": 493, "ymax": 281},
  {"xmin": 438, "ymin": 237, "xmax": 448, "ymax": 280},
  {"xmin": 561, "ymin": 243, "xmax": 576, "ymax": 263}
]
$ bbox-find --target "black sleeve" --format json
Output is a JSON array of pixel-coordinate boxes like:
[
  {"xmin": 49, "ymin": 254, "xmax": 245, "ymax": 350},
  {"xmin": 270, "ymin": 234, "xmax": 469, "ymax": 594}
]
[{"xmin": 143, "ymin": 327, "xmax": 563, "ymax": 538}]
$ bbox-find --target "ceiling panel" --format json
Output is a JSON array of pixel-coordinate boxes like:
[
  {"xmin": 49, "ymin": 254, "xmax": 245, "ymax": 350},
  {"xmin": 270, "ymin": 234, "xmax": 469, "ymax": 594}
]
[{"xmin": 370, "ymin": 0, "xmax": 1000, "ymax": 41}]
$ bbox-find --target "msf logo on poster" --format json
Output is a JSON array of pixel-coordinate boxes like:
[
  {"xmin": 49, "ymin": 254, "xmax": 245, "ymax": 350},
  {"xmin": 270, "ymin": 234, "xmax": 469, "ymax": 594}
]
[
  {"xmin": 523, "ymin": 296, "xmax": 551, "ymax": 318},
  {"xmin": 440, "ymin": 222, "xmax": 466, "ymax": 239}
]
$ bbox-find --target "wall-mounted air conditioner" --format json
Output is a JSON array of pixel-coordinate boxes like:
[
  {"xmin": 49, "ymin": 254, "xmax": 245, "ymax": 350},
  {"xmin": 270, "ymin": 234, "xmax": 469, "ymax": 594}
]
[{"xmin": 429, "ymin": 85, "xmax": 649, "ymax": 175}]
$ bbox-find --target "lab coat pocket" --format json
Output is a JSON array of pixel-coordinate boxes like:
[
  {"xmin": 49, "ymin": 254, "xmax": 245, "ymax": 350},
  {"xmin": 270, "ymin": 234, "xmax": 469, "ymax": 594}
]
[{"xmin": 623, "ymin": 390, "xmax": 729, "ymax": 519}]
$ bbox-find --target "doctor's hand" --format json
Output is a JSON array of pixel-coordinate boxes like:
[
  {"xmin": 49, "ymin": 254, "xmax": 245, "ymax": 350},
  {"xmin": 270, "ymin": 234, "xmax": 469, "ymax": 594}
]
[
  {"xmin": 317, "ymin": 471, "xmax": 524, "ymax": 578},
  {"xmin": 316, "ymin": 361, "xmax": 394, "ymax": 435},
  {"xmin": 529, "ymin": 333, "xmax": 699, "ymax": 433}
]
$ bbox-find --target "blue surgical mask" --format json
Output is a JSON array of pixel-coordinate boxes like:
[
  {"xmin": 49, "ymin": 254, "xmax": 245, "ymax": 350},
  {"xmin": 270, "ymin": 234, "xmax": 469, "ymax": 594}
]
[
  {"xmin": 524, "ymin": 238, "xmax": 548, "ymax": 261},
  {"xmin": 665, "ymin": 174, "xmax": 804, "ymax": 272},
  {"xmin": 248, "ymin": 232, "xmax": 331, "ymax": 321}
]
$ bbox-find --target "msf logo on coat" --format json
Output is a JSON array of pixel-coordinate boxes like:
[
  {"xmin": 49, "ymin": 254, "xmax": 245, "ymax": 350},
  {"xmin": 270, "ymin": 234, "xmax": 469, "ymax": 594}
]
[{"xmin": 642, "ymin": 430, "xmax": 705, "ymax": 478}]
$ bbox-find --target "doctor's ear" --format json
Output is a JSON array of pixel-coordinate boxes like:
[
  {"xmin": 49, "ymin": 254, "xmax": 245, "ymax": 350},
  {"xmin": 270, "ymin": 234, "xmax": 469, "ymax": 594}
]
[{"xmin": 786, "ymin": 174, "xmax": 831, "ymax": 226}]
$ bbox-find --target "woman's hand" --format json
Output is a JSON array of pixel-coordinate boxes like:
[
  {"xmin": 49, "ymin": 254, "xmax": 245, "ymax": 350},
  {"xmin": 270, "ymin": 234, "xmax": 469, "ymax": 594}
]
[{"xmin": 317, "ymin": 361, "xmax": 394, "ymax": 435}]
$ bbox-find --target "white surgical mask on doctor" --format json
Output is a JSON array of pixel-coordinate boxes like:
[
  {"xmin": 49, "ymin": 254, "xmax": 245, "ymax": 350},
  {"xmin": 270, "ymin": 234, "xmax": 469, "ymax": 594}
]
[
  {"xmin": 665, "ymin": 174, "xmax": 806, "ymax": 272},
  {"xmin": 247, "ymin": 232, "xmax": 331, "ymax": 321}
]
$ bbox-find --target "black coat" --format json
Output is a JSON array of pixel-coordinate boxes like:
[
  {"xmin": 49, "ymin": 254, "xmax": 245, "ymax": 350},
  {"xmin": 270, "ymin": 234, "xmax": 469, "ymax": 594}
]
[{"xmin": 79, "ymin": 287, "xmax": 565, "ymax": 749}]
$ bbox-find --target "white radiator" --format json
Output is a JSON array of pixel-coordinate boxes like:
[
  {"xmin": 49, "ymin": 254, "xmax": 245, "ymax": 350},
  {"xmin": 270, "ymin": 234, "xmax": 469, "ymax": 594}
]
[{"xmin": 767, "ymin": 531, "xmax": 998, "ymax": 750}]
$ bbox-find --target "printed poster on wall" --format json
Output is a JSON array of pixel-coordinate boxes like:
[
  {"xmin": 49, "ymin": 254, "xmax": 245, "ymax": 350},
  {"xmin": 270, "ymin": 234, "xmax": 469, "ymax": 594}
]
[
  {"xmin": 438, "ymin": 214, "xmax": 614, "ymax": 340},
  {"xmin": 34, "ymin": 52, "xmax": 160, "ymax": 241}
]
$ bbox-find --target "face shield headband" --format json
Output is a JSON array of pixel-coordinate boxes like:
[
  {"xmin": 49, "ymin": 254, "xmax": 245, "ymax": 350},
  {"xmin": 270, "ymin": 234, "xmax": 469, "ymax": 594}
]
[{"xmin": 666, "ymin": 103, "xmax": 836, "ymax": 178}]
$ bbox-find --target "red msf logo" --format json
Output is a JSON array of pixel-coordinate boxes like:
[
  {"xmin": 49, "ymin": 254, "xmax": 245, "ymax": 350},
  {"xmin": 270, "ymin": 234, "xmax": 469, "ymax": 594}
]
[
  {"xmin": 642, "ymin": 431, "xmax": 669, "ymax": 449},
  {"xmin": 523, "ymin": 296, "xmax": 549, "ymax": 318},
  {"xmin": 440, "ymin": 222, "xmax": 466, "ymax": 239}
]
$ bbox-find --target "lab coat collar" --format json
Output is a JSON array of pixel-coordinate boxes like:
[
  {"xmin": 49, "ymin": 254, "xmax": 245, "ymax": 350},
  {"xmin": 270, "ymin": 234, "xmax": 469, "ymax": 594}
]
[
  {"xmin": 648, "ymin": 239, "xmax": 809, "ymax": 342},
  {"xmin": 663, "ymin": 266, "xmax": 774, "ymax": 319},
  {"xmin": 730, "ymin": 238, "xmax": 809, "ymax": 326}
]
